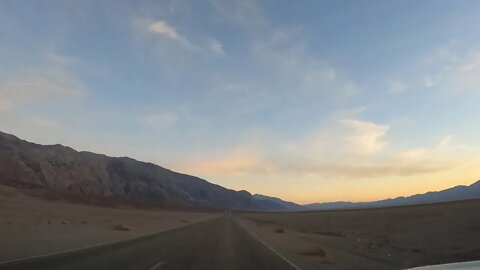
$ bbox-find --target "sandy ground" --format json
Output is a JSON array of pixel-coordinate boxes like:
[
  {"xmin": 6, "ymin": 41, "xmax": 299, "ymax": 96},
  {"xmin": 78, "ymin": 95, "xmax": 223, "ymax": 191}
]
[
  {"xmin": 236, "ymin": 199, "xmax": 480, "ymax": 270},
  {"xmin": 0, "ymin": 185, "xmax": 219, "ymax": 261},
  {"xmin": 2, "ymin": 184, "xmax": 479, "ymax": 269}
]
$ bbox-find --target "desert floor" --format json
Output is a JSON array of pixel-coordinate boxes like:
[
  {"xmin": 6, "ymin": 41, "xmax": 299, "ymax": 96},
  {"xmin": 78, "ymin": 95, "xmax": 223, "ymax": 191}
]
[
  {"xmin": 0, "ymin": 185, "xmax": 219, "ymax": 261},
  {"xmin": 2, "ymin": 185, "xmax": 480, "ymax": 270},
  {"xmin": 236, "ymin": 199, "xmax": 480, "ymax": 270}
]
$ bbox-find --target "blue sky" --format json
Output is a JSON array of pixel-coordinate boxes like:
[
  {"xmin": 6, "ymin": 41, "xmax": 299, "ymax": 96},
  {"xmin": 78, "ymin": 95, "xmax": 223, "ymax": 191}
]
[{"xmin": 1, "ymin": 0, "xmax": 480, "ymax": 203}]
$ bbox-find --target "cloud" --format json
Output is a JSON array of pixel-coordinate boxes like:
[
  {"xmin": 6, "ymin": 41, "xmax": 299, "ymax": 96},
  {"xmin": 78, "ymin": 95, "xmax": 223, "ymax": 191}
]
[
  {"xmin": 250, "ymin": 28, "xmax": 360, "ymax": 98},
  {"xmin": 279, "ymin": 119, "xmax": 391, "ymax": 167},
  {"xmin": 0, "ymin": 68, "xmax": 85, "ymax": 111},
  {"xmin": 135, "ymin": 18, "xmax": 197, "ymax": 50},
  {"xmin": 278, "ymin": 120, "xmax": 469, "ymax": 178},
  {"xmin": 209, "ymin": 38, "xmax": 225, "ymax": 56},
  {"xmin": 421, "ymin": 44, "xmax": 480, "ymax": 93},
  {"xmin": 140, "ymin": 112, "xmax": 177, "ymax": 133},
  {"xmin": 202, "ymin": 28, "xmax": 360, "ymax": 118},
  {"xmin": 188, "ymin": 150, "xmax": 272, "ymax": 176},
  {"xmin": 450, "ymin": 51, "xmax": 480, "ymax": 91},
  {"xmin": 380, "ymin": 42, "xmax": 480, "ymax": 97},
  {"xmin": 180, "ymin": 118, "xmax": 469, "ymax": 179},
  {"xmin": 338, "ymin": 119, "xmax": 390, "ymax": 156},
  {"xmin": 148, "ymin": 20, "xmax": 183, "ymax": 42},
  {"xmin": 135, "ymin": 18, "xmax": 226, "ymax": 56}
]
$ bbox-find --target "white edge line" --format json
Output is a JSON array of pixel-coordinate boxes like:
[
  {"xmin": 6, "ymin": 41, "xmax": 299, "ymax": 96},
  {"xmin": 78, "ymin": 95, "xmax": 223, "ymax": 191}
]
[
  {"xmin": 149, "ymin": 261, "xmax": 164, "ymax": 270},
  {"xmin": 235, "ymin": 219, "xmax": 303, "ymax": 270}
]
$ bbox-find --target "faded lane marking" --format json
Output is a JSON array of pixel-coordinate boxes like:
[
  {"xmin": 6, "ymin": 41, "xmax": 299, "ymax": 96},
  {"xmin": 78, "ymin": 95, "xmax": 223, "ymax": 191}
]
[{"xmin": 149, "ymin": 261, "xmax": 164, "ymax": 270}]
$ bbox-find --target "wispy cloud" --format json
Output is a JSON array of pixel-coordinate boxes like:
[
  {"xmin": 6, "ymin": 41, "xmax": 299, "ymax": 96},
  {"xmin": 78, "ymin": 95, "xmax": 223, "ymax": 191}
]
[
  {"xmin": 424, "ymin": 50, "xmax": 480, "ymax": 92},
  {"xmin": 0, "ymin": 68, "xmax": 85, "ymax": 111},
  {"xmin": 202, "ymin": 22, "xmax": 360, "ymax": 119},
  {"xmin": 140, "ymin": 112, "xmax": 177, "ymax": 133},
  {"xmin": 402, "ymin": 41, "xmax": 480, "ymax": 93},
  {"xmin": 447, "ymin": 51, "xmax": 480, "ymax": 91},
  {"xmin": 134, "ymin": 18, "xmax": 227, "ymax": 57},
  {"xmin": 378, "ymin": 41, "xmax": 480, "ymax": 98},
  {"xmin": 180, "ymin": 118, "xmax": 470, "ymax": 179},
  {"xmin": 209, "ymin": 38, "xmax": 225, "ymax": 56},
  {"xmin": 188, "ymin": 149, "xmax": 272, "ymax": 176},
  {"xmin": 337, "ymin": 119, "xmax": 390, "ymax": 156},
  {"xmin": 245, "ymin": 16, "xmax": 360, "ymax": 98},
  {"xmin": 148, "ymin": 20, "xmax": 182, "ymax": 41},
  {"xmin": 136, "ymin": 18, "xmax": 197, "ymax": 50}
]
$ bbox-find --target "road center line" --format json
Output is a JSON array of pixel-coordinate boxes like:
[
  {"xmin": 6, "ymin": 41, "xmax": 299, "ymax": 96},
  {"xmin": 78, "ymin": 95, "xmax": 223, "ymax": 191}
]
[{"xmin": 149, "ymin": 261, "xmax": 164, "ymax": 270}]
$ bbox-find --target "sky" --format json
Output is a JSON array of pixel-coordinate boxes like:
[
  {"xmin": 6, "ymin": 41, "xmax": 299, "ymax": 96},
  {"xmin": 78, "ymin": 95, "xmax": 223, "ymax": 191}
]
[{"xmin": 1, "ymin": 0, "xmax": 480, "ymax": 204}]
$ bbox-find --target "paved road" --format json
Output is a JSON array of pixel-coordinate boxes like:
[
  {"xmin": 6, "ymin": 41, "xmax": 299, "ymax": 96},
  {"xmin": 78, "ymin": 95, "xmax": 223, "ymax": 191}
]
[{"xmin": 0, "ymin": 216, "xmax": 299, "ymax": 270}]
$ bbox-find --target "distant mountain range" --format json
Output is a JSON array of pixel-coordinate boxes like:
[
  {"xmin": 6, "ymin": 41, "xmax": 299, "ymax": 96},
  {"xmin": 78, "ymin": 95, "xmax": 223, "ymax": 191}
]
[
  {"xmin": 303, "ymin": 180, "xmax": 480, "ymax": 210},
  {"xmin": 1, "ymin": 131, "xmax": 479, "ymax": 211},
  {"xmin": 0, "ymin": 131, "xmax": 287, "ymax": 210},
  {"xmin": 253, "ymin": 194, "xmax": 303, "ymax": 210}
]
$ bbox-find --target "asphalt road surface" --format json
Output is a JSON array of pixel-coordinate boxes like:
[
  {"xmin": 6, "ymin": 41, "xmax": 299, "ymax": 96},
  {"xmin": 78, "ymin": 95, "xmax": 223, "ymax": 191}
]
[{"xmin": 0, "ymin": 216, "xmax": 300, "ymax": 270}]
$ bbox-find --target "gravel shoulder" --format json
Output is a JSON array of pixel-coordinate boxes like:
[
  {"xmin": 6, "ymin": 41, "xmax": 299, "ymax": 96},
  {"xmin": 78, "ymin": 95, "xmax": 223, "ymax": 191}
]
[{"xmin": 235, "ymin": 199, "xmax": 480, "ymax": 270}]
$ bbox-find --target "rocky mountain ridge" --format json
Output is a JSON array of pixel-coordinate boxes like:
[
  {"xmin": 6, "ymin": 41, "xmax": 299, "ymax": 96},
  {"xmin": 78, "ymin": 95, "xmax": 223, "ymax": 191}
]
[{"xmin": 0, "ymin": 131, "xmax": 285, "ymax": 210}]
